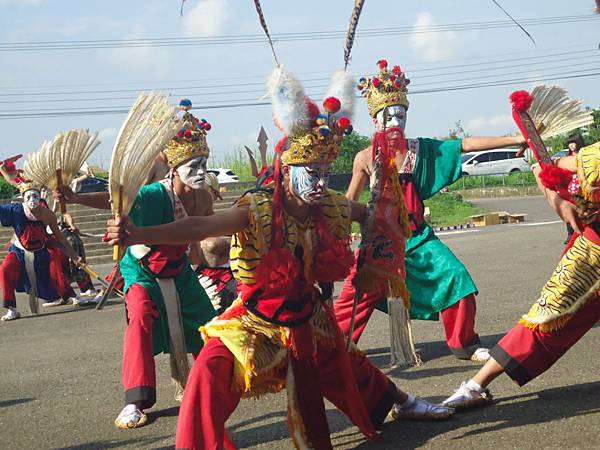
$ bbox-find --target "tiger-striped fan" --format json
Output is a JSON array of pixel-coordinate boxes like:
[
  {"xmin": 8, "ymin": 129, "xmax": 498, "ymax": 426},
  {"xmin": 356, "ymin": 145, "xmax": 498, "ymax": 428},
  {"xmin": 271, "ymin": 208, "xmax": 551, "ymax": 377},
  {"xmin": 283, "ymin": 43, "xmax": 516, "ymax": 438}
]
[
  {"xmin": 529, "ymin": 85, "xmax": 594, "ymax": 139},
  {"xmin": 108, "ymin": 92, "xmax": 182, "ymax": 259},
  {"xmin": 23, "ymin": 129, "xmax": 101, "ymax": 212}
]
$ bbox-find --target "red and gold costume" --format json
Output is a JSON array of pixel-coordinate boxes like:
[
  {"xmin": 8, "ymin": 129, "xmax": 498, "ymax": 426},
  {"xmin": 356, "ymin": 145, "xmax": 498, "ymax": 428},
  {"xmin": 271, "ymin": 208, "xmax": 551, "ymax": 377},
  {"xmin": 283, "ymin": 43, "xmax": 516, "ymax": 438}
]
[{"xmin": 176, "ymin": 68, "xmax": 397, "ymax": 450}]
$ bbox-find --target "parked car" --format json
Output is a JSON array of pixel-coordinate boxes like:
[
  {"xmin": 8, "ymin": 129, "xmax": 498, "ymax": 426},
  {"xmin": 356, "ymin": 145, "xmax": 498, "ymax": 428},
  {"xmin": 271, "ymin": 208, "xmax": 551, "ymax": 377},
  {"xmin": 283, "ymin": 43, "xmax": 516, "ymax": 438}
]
[
  {"xmin": 77, "ymin": 176, "xmax": 108, "ymax": 193},
  {"xmin": 460, "ymin": 149, "xmax": 531, "ymax": 176},
  {"xmin": 551, "ymin": 149, "xmax": 570, "ymax": 161},
  {"xmin": 207, "ymin": 168, "xmax": 239, "ymax": 185},
  {"xmin": 11, "ymin": 176, "xmax": 108, "ymax": 200}
]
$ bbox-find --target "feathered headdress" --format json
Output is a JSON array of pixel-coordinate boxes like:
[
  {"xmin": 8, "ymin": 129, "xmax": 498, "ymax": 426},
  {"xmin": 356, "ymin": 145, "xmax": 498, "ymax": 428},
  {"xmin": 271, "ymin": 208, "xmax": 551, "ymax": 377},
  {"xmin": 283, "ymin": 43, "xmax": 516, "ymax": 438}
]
[
  {"xmin": 268, "ymin": 66, "xmax": 354, "ymax": 166},
  {"xmin": 358, "ymin": 59, "xmax": 410, "ymax": 117}
]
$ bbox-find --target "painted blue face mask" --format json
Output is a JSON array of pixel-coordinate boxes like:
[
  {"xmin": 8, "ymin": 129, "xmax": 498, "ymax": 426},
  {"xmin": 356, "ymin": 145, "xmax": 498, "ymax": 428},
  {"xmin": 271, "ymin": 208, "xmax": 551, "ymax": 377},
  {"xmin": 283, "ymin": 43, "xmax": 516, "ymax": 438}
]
[{"xmin": 289, "ymin": 164, "xmax": 331, "ymax": 204}]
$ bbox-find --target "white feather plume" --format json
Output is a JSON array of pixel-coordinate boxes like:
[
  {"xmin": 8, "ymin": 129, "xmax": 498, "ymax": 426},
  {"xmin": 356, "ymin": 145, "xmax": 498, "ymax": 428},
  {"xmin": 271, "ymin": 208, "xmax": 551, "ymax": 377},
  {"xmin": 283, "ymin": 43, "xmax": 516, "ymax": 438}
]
[
  {"xmin": 24, "ymin": 129, "xmax": 101, "ymax": 190},
  {"xmin": 267, "ymin": 65, "xmax": 309, "ymax": 135},
  {"xmin": 109, "ymin": 92, "xmax": 182, "ymax": 216},
  {"xmin": 323, "ymin": 70, "xmax": 356, "ymax": 120},
  {"xmin": 529, "ymin": 85, "xmax": 593, "ymax": 139}
]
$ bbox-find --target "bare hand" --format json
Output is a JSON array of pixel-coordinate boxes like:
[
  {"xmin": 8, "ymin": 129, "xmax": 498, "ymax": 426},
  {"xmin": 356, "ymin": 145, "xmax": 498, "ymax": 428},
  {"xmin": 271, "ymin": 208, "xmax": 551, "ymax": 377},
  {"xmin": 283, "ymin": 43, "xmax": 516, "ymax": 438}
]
[
  {"xmin": 106, "ymin": 216, "xmax": 136, "ymax": 246},
  {"xmin": 555, "ymin": 198, "xmax": 582, "ymax": 235}
]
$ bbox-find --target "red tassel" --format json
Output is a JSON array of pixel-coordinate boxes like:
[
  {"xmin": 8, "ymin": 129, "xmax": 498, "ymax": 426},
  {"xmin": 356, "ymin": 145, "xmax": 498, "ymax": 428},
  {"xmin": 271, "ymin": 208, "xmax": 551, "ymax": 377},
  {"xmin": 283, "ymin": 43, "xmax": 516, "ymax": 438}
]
[
  {"xmin": 254, "ymin": 247, "xmax": 302, "ymax": 292},
  {"xmin": 539, "ymin": 164, "xmax": 574, "ymax": 191},
  {"xmin": 510, "ymin": 90, "xmax": 534, "ymax": 111}
]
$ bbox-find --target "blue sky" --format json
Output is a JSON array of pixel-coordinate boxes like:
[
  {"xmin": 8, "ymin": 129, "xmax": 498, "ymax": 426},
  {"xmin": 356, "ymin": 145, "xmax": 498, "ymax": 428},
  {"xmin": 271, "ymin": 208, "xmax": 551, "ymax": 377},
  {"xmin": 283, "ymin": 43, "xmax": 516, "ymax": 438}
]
[{"xmin": 0, "ymin": 0, "xmax": 598, "ymax": 169}]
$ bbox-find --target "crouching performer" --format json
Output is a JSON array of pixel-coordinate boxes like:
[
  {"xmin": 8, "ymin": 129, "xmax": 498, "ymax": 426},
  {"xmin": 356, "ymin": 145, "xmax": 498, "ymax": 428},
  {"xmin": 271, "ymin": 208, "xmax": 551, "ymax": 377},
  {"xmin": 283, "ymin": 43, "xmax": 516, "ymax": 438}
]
[
  {"xmin": 1, "ymin": 181, "xmax": 80, "ymax": 320},
  {"xmin": 113, "ymin": 119, "xmax": 216, "ymax": 429},
  {"xmin": 443, "ymin": 93, "xmax": 600, "ymax": 408},
  {"xmin": 107, "ymin": 68, "xmax": 453, "ymax": 450}
]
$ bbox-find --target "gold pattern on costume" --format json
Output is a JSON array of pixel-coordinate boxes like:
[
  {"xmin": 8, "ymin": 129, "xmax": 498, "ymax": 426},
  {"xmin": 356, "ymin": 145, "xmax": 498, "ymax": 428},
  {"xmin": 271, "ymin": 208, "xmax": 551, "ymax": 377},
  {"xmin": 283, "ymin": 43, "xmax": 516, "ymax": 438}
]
[{"xmin": 520, "ymin": 235, "xmax": 600, "ymax": 332}]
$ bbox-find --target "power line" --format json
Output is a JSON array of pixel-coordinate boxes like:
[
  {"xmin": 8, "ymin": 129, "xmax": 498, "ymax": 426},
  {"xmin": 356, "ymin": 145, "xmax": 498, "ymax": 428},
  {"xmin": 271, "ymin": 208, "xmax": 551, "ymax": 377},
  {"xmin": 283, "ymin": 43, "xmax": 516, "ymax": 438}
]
[
  {"xmin": 0, "ymin": 15, "xmax": 597, "ymax": 52},
  {"xmin": 2, "ymin": 47, "xmax": 598, "ymax": 99},
  {"xmin": 1, "ymin": 70, "xmax": 598, "ymax": 120}
]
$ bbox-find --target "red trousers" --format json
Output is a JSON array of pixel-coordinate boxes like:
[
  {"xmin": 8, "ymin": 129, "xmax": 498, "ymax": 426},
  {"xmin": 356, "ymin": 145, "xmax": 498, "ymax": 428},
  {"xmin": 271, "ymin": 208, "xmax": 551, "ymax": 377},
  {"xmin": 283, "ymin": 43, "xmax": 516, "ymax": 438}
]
[
  {"xmin": 175, "ymin": 337, "xmax": 395, "ymax": 450},
  {"xmin": 490, "ymin": 297, "xmax": 600, "ymax": 386},
  {"xmin": 0, "ymin": 252, "xmax": 21, "ymax": 308},
  {"xmin": 334, "ymin": 273, "xmax": 480, "ymax": 358},
  {"xmin": 47, "ymin": 244, "xmax": 76, "ymax": 300},
  {"xmin": 123, "ymin": 283, "xmax": 160, "ymax": 408}
]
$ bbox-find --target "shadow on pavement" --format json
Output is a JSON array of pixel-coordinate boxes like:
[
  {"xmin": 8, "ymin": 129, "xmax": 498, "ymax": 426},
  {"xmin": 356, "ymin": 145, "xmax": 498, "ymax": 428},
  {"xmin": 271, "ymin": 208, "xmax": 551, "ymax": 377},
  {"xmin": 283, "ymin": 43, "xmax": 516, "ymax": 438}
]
[
  {"xmin": 0, "ymin": 397, "xmax": 34, "ymax": 408},
  {"xmin": 147, "ymin": 405, "xmax": 180, "ymax": 425},
  {"xmin": 351, "ymin": 380, "xmax": 600, "ymax": 449},
  {"xmin": 50, "ymin": 435, "xmax": 171, "ymax": 450}
]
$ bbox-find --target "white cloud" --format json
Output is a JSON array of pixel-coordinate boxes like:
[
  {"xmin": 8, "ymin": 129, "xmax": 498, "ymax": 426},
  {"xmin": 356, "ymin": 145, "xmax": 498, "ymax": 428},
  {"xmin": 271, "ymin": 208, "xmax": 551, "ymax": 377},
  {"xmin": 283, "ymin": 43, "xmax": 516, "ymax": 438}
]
[
  {"xmin": 98, "ymin": 127, "xmax": 118, "ymax": 141},
  {"xmin": 108, "ymin": 25, "xmax": 170, "ymax": 73},
  {"xmin": 182, "ymin": 0, "xmax": 231, "ymax": 37},
  {"xmin": 466, "ymin": 114, "xmax": 514, "ymax": 134},
  {"xmin": 409, "ymin": 12, "xmax": 457, "ymax": 62}
]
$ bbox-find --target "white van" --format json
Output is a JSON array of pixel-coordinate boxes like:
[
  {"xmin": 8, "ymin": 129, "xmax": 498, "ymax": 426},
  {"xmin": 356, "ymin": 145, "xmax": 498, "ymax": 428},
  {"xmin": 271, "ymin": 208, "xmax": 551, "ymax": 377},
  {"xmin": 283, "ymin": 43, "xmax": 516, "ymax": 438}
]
[{"xmin": 461, "ymin": 149, "xmax": 531, "ymax": 176}]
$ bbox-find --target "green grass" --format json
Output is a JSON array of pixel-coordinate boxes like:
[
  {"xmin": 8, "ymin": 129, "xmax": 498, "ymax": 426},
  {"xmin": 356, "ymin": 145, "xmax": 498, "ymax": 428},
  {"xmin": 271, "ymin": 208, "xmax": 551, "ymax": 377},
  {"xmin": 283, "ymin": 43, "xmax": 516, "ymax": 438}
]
[
  {"xmin": 449, "ymin": 172, "xmax": 536, "ymax": 190},
  {"xmin": 351, "ymin": 190, "xmax": 485, "ymax": 233},
  {"xmin": 424, "ymin": 192, "xmax": 485, "ymax": 226}
]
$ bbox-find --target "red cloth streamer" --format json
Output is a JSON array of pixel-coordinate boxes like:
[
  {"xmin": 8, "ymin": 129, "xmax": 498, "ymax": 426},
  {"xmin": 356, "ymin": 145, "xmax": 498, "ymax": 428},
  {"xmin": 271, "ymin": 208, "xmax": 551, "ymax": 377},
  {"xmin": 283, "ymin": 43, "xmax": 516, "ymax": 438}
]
[{"xmin": 313, "ymin": 208, "xmax": 354, "ymax": 283}]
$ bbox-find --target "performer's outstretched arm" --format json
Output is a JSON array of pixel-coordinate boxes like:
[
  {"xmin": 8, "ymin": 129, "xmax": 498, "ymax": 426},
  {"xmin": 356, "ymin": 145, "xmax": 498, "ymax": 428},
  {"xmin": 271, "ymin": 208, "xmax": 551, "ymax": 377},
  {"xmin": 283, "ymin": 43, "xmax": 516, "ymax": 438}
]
[
  {"xmin": 54, "ymin": 185, "xmax": 111, "ymax": 210},
  {"xmin": 461, "ymin": 135, "xmax": 525, "ymax": 153},
  {"xmin": 107, "ymin": 206, "xmax": 249, "ymax": 247}
]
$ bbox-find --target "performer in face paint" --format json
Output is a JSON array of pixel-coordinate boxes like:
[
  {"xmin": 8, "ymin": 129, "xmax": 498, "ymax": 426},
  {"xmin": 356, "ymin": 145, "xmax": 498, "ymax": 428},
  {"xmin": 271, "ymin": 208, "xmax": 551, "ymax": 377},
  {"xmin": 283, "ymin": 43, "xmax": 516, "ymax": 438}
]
[
  {"xmin": 113, "ymin": 115, "xmax": 217, "ymax": 429},
  {"xmin": 106, "ymin": 67, "xmax": 454, "ymax": 450},
  {"xmin": 0, "ymin": 181, "xmax": 80, "ymax": 321},
  {"xmin": 444, "ymin": 142, "xmax": 600, "ymax": 409},
  {"xmin": 334, "ymin": 59, "xmax": 527, "ymax": 362}
]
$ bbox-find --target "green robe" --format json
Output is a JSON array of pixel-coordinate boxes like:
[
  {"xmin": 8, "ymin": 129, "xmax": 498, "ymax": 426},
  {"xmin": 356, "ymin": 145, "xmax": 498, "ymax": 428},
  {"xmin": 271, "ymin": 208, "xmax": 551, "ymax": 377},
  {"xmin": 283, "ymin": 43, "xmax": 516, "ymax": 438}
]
[
  {"xmin": 120, "ymin": 183, "xmax": 216, "ymax": 355},
  {"xmin": 378, "ymin": 138, "xmax": 478, "ymax": 320}
]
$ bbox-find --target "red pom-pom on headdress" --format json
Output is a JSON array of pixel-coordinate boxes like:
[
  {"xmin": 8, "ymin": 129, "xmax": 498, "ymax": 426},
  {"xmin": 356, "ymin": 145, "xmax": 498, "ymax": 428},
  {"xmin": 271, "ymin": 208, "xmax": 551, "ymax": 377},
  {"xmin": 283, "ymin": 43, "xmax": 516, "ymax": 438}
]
[
  {"xmin": 510, "ymin": 90, "xmax": 534, "ymax": 111},
  {"xmin": 323, "ymin": 96, "xmax": 341, "ymax": 114},
  {"xmin": 539, "ymin": 164, "xmax": 574, "ymax": 192},
  {"xmin": 337, "ymin": 117, "xmax": 350, "ymax": 130},
  {"xmin": 377, "ymin": 59, "xmax": 388, "ymax": 70}
]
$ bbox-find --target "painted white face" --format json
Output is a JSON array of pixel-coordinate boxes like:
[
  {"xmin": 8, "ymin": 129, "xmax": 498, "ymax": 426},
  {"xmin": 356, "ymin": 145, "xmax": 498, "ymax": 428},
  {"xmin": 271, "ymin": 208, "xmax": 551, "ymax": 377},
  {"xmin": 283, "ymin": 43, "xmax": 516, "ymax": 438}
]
[
  {"xmin": 289, "ymin": 163, "xmax": 331, "ymax": 205},
  {"xmin": 23, "ymin": 189, "xmax": 40, "ymax": 209},
  {"xmin": 375, "ymin": 105, "xmax": 407, "ymax": 131},
  {"xmin": 176, "ymin": 156, "xmax": 208, "ymax": 189}
]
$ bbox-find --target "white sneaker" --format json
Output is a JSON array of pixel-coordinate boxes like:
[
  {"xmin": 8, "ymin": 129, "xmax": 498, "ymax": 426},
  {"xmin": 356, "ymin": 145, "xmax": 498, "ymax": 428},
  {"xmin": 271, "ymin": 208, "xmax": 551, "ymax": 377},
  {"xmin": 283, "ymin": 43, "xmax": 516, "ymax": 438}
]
[
  {"xmin": 87, "ymin": 292, "xmax": 103, "ymax": 304},
  {"xmin": 81, "ymin": 289, "xmax": 98, "ymax": 297},
  {"xmin": 389, "ymin": 397, "xmax": 454, "ymax": 421},
  {"xmin": 1, "ymin": 308, "xmax": 20, "ymax": 321},
  {"xmin": 114, "ymin": 404, "xmax": 148, "ymax": 429},
  {"xmin": 42, "ymin": 298, "xmax": 65, "ymax": 307},
  {"xmin": 470, "ymin": 348, "xmax": 491, "ymax": 363},
  {"xmin": 442, "ymin": 381, "xmax": 493, "ymax": 410}
]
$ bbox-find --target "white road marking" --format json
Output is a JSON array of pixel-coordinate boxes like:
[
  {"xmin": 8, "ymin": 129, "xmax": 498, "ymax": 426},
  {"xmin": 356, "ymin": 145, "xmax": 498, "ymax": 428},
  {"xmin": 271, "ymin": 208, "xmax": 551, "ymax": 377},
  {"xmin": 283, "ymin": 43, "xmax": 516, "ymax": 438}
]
[
  {"xmin": 437, "ymin": 229, "xmax": 480, "ymax": 236},
  {"xmin": 509, "ymin": 220, "xmax": 562, "ymax": 227}
]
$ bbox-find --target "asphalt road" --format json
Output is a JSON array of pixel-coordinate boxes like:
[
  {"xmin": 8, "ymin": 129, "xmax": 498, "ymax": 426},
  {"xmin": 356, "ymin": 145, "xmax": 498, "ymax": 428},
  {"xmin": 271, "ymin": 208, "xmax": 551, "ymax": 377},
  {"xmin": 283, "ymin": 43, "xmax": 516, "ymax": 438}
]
[{"xmin": 1, "ymin": 196, "xmax": 598, "ymax": 450}]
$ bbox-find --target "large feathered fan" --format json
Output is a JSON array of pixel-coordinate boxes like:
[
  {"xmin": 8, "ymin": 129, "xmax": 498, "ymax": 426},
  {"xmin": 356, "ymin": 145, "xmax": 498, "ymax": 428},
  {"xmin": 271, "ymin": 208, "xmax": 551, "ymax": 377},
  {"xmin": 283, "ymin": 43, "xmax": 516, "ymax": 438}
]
[
  {"xmin": 109, "ymin": 92, "xmax": 182, "ymax": 259},
  {"xmin": 528, "ymin": 85, "xmax": 594, "ymax": 139},
  {"xmin": 24, "ymin": 129, "xmax": 101, "ymax": 212}
]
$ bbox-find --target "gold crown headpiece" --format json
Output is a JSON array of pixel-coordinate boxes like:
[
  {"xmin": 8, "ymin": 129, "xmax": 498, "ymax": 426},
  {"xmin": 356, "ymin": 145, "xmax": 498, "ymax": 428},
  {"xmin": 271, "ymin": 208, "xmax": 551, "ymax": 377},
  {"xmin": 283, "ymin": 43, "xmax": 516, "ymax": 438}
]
[
  {"xmin": 18, "ymin": 179, "xmax": 43, "ymax": 194},
  {"xmin": 164, "ymin": 112, "xmax": 211, "ymax": 168},
  {"xmin": 282, "ymin": 97, "xmax": 353, "ymax": 165},
  {"xmin": 358, "ymin": 59, "xmax": 410, "ymax": 117}
]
